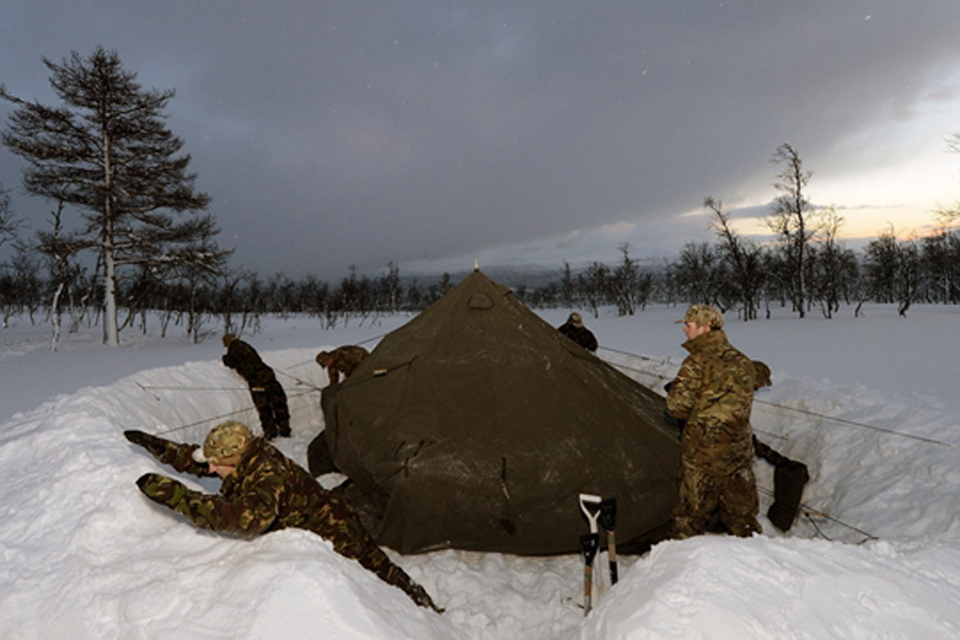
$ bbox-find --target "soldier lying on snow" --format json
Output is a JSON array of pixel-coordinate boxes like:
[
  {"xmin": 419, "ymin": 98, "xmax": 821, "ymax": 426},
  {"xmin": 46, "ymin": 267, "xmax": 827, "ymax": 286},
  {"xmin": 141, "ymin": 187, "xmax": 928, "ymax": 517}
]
[
  {"xmin": 316, "ymin": 345, "xmax": 369, "ymax": 385},
  {"xmin": 125, "ymin": 421, "xmax": 443, "ymax": 613}
]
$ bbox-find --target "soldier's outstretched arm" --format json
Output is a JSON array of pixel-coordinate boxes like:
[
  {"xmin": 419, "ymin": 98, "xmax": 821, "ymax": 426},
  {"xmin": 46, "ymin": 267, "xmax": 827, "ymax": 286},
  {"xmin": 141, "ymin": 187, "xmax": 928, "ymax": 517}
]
[
  {"xmin": 135, "ymin": 471, "xmax": 281, "ymax": 538},
  {"xmin": 124, "ymin": 430, "xmax": 214, "ymax": 477}
]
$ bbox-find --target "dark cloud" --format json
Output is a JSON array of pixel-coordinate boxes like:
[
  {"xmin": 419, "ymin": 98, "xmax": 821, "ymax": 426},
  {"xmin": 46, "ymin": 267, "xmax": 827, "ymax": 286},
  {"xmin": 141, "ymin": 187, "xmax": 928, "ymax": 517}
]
[{"xmin": 2, "ymin": 1, "xmax": 960, "ymax": 279}]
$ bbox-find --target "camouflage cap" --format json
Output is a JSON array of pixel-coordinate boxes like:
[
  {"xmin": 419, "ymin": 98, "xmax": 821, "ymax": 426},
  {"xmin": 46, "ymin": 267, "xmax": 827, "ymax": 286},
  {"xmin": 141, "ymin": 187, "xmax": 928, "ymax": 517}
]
[
  {"xmin": 568, "ymin": 312, "xmax": 584, "ymax": 328},
  {"xmin": 677, "ymin": 304, "xmax": 724, "ymax": 329},
  {"xmin": 192, "ymin": 421, "xmax": 253, "ymax": 465},
  {"xmin": 222, "ymin": 333, "xmax": 237, "ymax": 347}
]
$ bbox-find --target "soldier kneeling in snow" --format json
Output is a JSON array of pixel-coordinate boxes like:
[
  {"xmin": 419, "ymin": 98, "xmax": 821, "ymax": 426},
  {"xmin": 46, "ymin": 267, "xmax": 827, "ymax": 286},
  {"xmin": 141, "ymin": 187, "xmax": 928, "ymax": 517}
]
[
  {"xmin": 316, "ymin": 345, "xmax": 369, "ymax": 385},
  {"xmin": 125, "ymin": 421, "xmax": 443, "ymax": 613}
]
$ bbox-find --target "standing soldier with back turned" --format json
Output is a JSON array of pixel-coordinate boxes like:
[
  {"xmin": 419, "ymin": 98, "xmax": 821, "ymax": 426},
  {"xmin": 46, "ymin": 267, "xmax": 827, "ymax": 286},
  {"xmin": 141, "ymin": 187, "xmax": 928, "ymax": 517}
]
[
  {"xmin": 666, "ymin": 304, "xmax": 761, "ymax": 539},
  {"xmin": 222, "ymin": 334, "xmax": 291, "ymax": 439}
]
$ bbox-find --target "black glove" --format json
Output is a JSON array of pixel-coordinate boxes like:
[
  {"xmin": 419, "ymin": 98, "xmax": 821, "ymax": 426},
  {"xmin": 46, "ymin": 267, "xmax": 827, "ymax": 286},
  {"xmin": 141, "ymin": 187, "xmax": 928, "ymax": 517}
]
[
  {"xmin": 124, "ymin": 430, "xmax": 170, "ymax": 459},
  {"xmin": 136, "ymin": 472, "xmax": 187, "ymax": 506}
]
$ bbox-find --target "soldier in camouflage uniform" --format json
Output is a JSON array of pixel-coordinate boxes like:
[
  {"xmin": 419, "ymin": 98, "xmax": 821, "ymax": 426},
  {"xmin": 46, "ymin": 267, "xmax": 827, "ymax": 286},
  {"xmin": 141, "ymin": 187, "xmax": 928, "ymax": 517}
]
[
  {"xmin": 125, "ymin": 422, "xmax": 443, "ymax": 612},
  {"xmin": 316, "ymin": 345, "xmax": 369, "ymax": 385},
  {"xmin": 666, "ymin": 305, "xmax": 761, "ymax": 539},
  {"xmin": 752, "ymin": 360, "xmax": 772, "ymax": 390},
  {"xmin": 222, "ymin": 334, "xmax": 291, "ymax": 439}
]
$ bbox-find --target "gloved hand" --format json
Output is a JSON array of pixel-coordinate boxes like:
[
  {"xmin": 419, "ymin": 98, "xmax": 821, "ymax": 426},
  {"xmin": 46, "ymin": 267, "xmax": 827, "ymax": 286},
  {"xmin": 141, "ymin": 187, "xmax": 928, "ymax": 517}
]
[
  {"xmin": 136, "ymin": 472, "xmax": 187, "ymax": 507},
  {"xmin": 124, "ymin": 430, "xmax": 169, "ymax": 459}
]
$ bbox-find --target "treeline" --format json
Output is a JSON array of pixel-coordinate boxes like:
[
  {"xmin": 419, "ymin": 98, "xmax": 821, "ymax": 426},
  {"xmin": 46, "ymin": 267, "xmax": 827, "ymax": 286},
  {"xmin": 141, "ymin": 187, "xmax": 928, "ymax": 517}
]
[{"xmin": 3, "ymin": 214, "xmax": 959, "ymax": 347}]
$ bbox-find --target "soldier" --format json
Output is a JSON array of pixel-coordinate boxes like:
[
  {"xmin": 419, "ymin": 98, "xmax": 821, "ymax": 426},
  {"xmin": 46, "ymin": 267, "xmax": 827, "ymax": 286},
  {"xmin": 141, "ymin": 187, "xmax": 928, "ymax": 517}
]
[
  {"xmin": 749, "ymin": 360, "xmax": 810, "ymax": 532},
  {"xmin": 752, "ymin": 360, "xmax": 772, "ymax": 390},
  {"xmin": 221, "ymin": 334, "xmax": 290, "ymax": 439},
  {"xmin": 125, "ymin": 422, "xmax": 443, "ymax": 613},
  {"xmin": 556, "ymin": 312, "xmax": 598, "ymax": 352},
  {"xmin": 316, "ymin": 345, "xmax": 369, "ymax": 385},
  {"xmin": 666, "ymin": 304, "xmax": 761, "ymax": 539}
]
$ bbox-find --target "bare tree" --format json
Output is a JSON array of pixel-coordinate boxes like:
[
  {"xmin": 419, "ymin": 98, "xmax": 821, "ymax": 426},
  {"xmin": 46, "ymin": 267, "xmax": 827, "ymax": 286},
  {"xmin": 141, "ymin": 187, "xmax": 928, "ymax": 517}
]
[
  {"xmin": 560, "ymin": 261, "xmax": 576, "ymax": 309},
  {"xmin": 1, "ymin": 48, "xmax": 217, "ymax": 346},
  {"xmin": 674, "ymin": 242, "xmax": 726, "ymax": 308},
  {"xmin": 808, "ymin": 206, "xmax": 857, "ymax": 319},
  {"xmin": 0, "ymin": 182, "xmax": 22, "ymax": 248},
  {"xmin": 861, "ymin": 227, "xmax": 898, "ymax": 303},
  {"xmin": 767, "ymin": 143, "xmax": 818, "ymax": 318},
  {"xmin": 612, "ymin": 243, "xmax": 639, "ymax": 316},
  {"xmin": 378, "ymin": 262, "xmax": 403, "ymax": 313},
  {"xmin": 35, "ymin": 200, "xmax": 86, "ymax": 348},
  {"xmin": 577, "ymin": 261, "xmax": 610, "ymax": 319},
  {"xmin": 921, "ymin": 213, "xmax": 960, "ymax": 304},
  {"xmin": 704, "ymin": 197, "xmax": 765, "ymax": 320}
]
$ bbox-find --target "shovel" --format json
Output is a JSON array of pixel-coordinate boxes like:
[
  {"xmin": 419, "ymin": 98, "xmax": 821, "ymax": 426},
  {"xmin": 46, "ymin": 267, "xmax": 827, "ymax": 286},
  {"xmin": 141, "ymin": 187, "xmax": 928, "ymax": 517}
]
[{"xmin": 579, "ymin": 532, "xmax": 599, "ymax": 616}]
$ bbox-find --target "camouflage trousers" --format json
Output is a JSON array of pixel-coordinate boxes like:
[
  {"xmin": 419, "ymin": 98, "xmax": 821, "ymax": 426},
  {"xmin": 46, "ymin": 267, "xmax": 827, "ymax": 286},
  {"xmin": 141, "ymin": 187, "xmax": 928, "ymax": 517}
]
[
  {"xmin": 673, "ymin": 459, "xmax": 761, "ymax": 539},
  {"xmin": 312, "ymin": 496, "xmax": 442, "ymax": 611}
]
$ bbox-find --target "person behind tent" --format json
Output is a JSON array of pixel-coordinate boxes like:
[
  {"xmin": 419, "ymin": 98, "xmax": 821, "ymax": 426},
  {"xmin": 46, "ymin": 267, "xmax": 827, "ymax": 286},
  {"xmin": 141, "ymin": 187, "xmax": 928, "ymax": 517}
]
[
  {"xmin": 749, "ymin": 360, "xmax": 810, "ymax": 532},
  {"xmin": 221, "ymin": 333, "xmax": 290, "ymax": 439},
  {"xmin": 124, "ymin": 422, "xmax": 443, "ymax": 613},
  {"xmin": 316, "ymin": 345, "xmax": 369, "ymax": 385},
  {"xmin": 666, "ymin": 304, "xmax": 761, "ymax": 539},
  {"xmin": 557, "ymin": 312, "xmax": 598, "ymax": 352}
]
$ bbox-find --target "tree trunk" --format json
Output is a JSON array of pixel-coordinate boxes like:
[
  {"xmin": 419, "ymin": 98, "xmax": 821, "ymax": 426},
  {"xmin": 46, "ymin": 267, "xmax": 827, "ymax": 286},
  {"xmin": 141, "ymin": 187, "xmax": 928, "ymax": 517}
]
[{"xmin": 103, "ymin": 246, "xmax": 120, "ymax": 346}]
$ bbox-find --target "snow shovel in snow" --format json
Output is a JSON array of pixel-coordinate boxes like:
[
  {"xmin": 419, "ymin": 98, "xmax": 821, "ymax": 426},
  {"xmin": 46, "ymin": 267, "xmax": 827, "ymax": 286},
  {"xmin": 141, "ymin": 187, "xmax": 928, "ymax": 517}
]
[
  {"xmin": 579, "ymin": 532, "xmax": 599, "ymax": 616},
  {"xmin": 578, "ymin": 493, "xmax": 604, "ymax": 610},
  {"xmin": 579, "ymin": 493, "xmax": 602, "ymax": 535},
  {"xmin": 599, "ymin": 497, "xmax": 618, "ymax": 585}
]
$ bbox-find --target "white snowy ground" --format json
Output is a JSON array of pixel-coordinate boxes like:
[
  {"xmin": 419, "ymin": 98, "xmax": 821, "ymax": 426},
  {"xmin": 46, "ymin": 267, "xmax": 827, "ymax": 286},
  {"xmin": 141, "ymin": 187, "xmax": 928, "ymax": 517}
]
[{"xmin": 1, "ymin": 303, "xmax": 959, "ymax": 639}]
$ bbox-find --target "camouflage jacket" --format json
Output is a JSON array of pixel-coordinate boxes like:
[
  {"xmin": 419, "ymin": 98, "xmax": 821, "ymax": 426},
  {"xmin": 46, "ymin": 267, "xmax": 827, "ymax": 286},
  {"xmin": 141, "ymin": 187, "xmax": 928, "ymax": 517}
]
[
  {"xmin": 138, "ymin": 437, "xmax": 383, "ymax": 560},
  {"xmin": 666, "ymin": 329, "xmax": 756, "ymax": 469},
  {"xmin": 323, "ymin": 346, "xmax": 369, "ymax": 376},
  {"xmin": 222, "ymin": 339, "xmax": 273, "ymax": 382}
]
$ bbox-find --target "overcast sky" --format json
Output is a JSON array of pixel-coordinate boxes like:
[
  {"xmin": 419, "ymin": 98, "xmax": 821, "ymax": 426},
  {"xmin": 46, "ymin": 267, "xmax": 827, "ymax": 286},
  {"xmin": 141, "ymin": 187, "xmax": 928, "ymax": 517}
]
[{"xmin": 2, "ymin": 1, "xmax": 960, "ymax": 280}]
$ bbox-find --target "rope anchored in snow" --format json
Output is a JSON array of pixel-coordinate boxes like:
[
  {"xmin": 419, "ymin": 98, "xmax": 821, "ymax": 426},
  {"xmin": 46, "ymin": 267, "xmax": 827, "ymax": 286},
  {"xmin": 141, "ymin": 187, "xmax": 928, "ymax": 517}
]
[
  {"xmin": 599, "ymin": 348, "xmax": 955, "ymax": 449},
  {"xmin": 145, "ymin": 387, "xmax": 318, "ymax": 436},
  {"xmin": 757, "ymin": 485, "xmax": 878, "ymax": 545},
  {"xmin": 752, "ymin": 398, "xmax": 953, "ymax": 448}
]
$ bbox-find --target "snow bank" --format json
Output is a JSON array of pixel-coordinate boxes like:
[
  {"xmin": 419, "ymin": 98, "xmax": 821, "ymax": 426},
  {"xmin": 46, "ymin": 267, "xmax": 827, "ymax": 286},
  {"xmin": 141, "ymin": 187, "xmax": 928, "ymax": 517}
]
[{"xmin": 2, "ymin": 305, "xmax": 959, "ymax": 639}]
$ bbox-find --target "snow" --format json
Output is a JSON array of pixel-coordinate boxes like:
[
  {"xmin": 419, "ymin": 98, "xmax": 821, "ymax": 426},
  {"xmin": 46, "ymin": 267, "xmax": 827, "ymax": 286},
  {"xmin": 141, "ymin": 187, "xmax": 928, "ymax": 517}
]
[{"xmin": 1, "ymin": 304, "xmax": 959, "ymax": 639}]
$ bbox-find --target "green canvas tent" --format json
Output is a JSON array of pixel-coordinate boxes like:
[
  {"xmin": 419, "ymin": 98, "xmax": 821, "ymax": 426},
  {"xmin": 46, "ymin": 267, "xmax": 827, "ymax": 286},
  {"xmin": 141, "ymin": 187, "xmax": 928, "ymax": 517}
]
[{"xmin": 314, "ymin": 269, "xmax": 680, "ymax": 555}]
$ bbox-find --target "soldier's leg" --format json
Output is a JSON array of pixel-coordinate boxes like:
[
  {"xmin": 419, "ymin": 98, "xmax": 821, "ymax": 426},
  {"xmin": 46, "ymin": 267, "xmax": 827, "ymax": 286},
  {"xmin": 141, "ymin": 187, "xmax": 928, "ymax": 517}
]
[
  {"xmin": 319, "ymin": 501, "xmax": 443, "ymax": 612},
  {"xmin": 249, "ymin": 386, "xmax": 278, "ymax": 439},
  {"xmin": 673, "ymin": 463, "xmax": 720, "ymax": 539},
  {"xmin": 719, "ymin": 464, "xmax": 762, "ymax": 537},
  {"xmin": 266, "ymin": 380, "xmax": 291, "ymax": 437}
]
